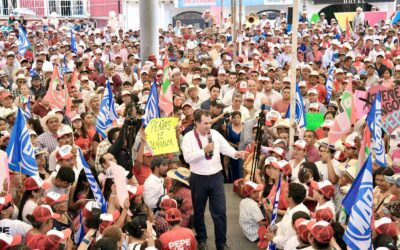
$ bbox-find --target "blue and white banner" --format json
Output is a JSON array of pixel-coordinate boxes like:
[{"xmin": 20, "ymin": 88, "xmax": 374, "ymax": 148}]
[
  {"xmin": 22, "ymin": 96, "xmax": 31, "ymax": 120},
  {"xmin": 366, "ymin": 91, "xmax": 386, "ymax": 167},
  {"xmin": 70, "ymin": 30, "xmax": 77, "ymax": 53},
  {"xmin": 325, "ymin": 67, "xmax": 334, "ymax": 104},
  {"xmin": 18, "ymin": 27, "xmax": 30, "ymax": 56},
  {"xmin": 142, "ymin": 79, "xmax": 161, "ymax": 127},
  {"xmin": 342, "ymin": 154, "xmax": 373, "ymax": 250},
  {"xmin": 268, "ymin": 173, "xmax": 281, "ymax": 250},
  {"xmin": 6, "ymin": 108, "xmax": 37, "ymax": 176},
  {"xmin": 96, "ymin": 81, "xmax": 118, "ymax": 138},
  {"xmin": 78, "ymin": 149, "xmax": 108, "ymax": 213},
  {"xmin": 74, "ymin": 211, "xmax": 85, "ymax": 245},
  {"xmin": 285, "ymin": 84, "xmax": 307, "ymax": 128}
]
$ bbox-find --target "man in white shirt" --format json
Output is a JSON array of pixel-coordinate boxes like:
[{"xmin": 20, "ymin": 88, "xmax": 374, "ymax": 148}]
[
  {"xmin": 223, "ymin": 93, "xmax": 251, "ymax": 121},
  {"xmin": 0, "ymin": 194, "xmax": 32, "ymax": 236},
  {"xmin": 143, "ymin": 157, "xmax": 169, "ymax": 210},
  {"xmin": 181, "ymin": 110, "xmax": 247, "ymax": 250},
  {"xmin": 265, "ymin": 183, "xmax": 310, "ymax": 249}
]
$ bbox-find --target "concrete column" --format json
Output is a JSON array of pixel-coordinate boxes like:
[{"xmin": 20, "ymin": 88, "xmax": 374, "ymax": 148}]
[{"xmin": 139, "ymin": 0, "xmax": 159, "ymax": 62}]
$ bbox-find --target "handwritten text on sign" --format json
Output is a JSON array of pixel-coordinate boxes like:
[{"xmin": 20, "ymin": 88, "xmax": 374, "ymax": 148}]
[
  {"xmin": 145, "ymin": 118, "xmax": 179, "ymax": 155},
  {"xmin": 366, "ymin": 86, "xmax": 400, "ymax": 134}
]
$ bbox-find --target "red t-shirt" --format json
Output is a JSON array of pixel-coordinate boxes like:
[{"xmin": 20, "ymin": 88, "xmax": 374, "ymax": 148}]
[
  {"xmin": 267, "ymin": 181, "xmax": 289, "ymax": 211},
  {"xmin": 133, "ymin": 164, "xmax": 152, "ymax": 185},
  {"xmin": 160, "ymin": 227, "xmax": 197, "ymax": 250}
]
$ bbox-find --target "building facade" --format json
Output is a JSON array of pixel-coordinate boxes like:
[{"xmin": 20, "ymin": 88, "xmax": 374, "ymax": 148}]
[{"xmin": 0, "ymin": 0, "xmax": 397, "ymax": 29}]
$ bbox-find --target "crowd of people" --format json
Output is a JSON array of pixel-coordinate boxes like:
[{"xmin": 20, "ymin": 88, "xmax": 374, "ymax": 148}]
[{"xmin": 0, "ymin": 5, "xmax": 399, "ymax": 250}]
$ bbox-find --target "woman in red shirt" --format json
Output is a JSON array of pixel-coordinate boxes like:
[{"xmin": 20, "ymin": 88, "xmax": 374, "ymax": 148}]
[{"xmin": 71, "ymin": 114, "xmax": 92, "ymax": 161}]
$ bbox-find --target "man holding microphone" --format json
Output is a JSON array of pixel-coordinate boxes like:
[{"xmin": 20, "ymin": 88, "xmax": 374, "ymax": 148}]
[{"xmin": 182, "ymin": 109, "xmax": 248, "ymax": 250}]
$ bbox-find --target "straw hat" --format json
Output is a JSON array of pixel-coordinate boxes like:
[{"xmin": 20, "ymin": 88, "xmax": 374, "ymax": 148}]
[
  {"xmin": 40, "ymin": 111, "xmax": 63, "ymax": 130},
  {"xmin": 167, "ymin": 167, "xmax": 191, "ymax": 186},
  {"xmin": 85, "ymin": 93, "xmax": 100, "ymax": 108}
]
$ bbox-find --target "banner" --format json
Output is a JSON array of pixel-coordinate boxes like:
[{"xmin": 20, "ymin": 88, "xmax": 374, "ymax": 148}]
[
  {"xmin": 335, "ymin": 12, "xmax": 388, "ymax": 30},
  {"xmin": 145, "ymin": 118, "xmax": 179, "ymax": 155},
  {"xmin": 110, "ymin": 162, "xmax": 129, "ymax": 208},
  {"xmin": 305, "ymin": 113, "xmax": 325, "ymax": 131},
  {"xmin": 354, "ymin": 90, "xmax": 369, "ymax": 119},
  {"xmin": 365, "ymin": 86, "xmax": 400, "ymax": 134}
]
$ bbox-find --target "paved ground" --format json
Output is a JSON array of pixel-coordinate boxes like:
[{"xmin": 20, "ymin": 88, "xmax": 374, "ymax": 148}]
[{"xmin": 203, "ymin": 184, "xmax": 258, "ymax": 250}]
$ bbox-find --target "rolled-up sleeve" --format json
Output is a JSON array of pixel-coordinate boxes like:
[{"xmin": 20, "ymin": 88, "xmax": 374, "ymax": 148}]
[{"xmin": 215, "ymin": 131, "xmax": 237, "ymax": 159}]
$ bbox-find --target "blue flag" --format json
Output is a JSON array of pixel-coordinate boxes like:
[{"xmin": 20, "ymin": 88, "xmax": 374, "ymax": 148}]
[
  {"xmin": 6, "ymin": 108, "xmax": 37, "ymax": 176},
  {"xmin": 285, "ymin": 84, "xmax": 307, "ymax": 128},
  {"xmin": 22, "ymin": 96, "xmax": 31, "ymax": 120},
  {"xmin": 366, "ymin": 91, "xmax": 386, "ymax": 167},
  {"xmin": 78, "ymin": 149, "xmax": 108, "ymax": 213},
  {"xmin": 268, "ymin": 174, "xmax": 281, "ymax": 250},
  {"xmin": 18, "ymin": 27, "xmax": 30, "ymax": 56},
  {"xmin": 325, "ymin": 67, "xmax": 334, "ymax": 104},
  {"xmin": 74, "ymin": 211, "xmax": 85, "ymax": 245},
  {"xmin": 70, "ymin": 30, "xmax": 77, "ymax": 53},
  {"xmin": 142, "ymin": 79, "xmax": 161, "ymax": 127},
  {"xmin": 96, "ymin": 81, "xmax": 118, "ymax": 138},
  {"xmin": 342, "ymin": 154, "xmax": 373, "ymax": 250}
]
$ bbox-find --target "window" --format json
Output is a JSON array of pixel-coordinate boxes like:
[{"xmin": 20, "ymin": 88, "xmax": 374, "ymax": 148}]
[{"xmin": 48, "ymin": 0, "xmax": 84, "ymax": 16}]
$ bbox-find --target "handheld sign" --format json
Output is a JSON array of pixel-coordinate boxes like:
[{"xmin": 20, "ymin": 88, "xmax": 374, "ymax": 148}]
[{"xmin": 145, "ymin": 117, "xmax": 180, "ymax": 155}]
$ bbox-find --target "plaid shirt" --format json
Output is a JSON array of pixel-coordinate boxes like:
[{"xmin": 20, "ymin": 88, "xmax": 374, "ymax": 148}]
[
  {"xmin": 95, "ymin": 139, "xmax": 111, "ymax": 173},
  {"xmin": 37, "ymin": 131, "xmax": 58, "ymax": 154},
  {"xmin": 10, "ymin": 88, "xmax": 21, "ymax": 99},
  {"xmin": 154, "ymin": 214, "xmax": 169, "ymax": 238}
]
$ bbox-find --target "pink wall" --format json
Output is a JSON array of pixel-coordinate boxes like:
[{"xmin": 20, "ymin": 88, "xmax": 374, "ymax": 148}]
[
  {"xmin": 89, "ymin": 0, "xmax": 119, "ymax": 17},
  {"xmin": 19, "ymin": 0, "xmax": 45, "ymax": 16}
]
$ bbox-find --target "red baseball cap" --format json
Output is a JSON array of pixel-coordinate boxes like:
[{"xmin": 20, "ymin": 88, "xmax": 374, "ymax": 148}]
[
  {"xmin": 0, "ymin": 233, "xmax": 22, "ymax": 249},
  {"xmin": 269, "ymin": 147, "xmax": 285, "ymax": 158},
  {"xmin": 294, "ymin": 218, "xmax": 311, "ymax": 243},
  {"xmin": 165, "ymin": 208, "xmax": 182, "ymax": 222},
  {"xmin": 24, "ymin": 176, "xmax": 50, "ymax": 191},
  {"xmin": 242, "ymin": 181, "xmax": 264, "ymax": 197},
  {"xmin": 100, "ymin": 210, "xmax": 121, "ymax": 232},
  {"xmin": 306, "ymin": 220, "xmax": 334, "ymax": 244},
  {"xmin": 44, "ymin": 229, "xmax": 72, "ymax": 250},
  {"xmin": 374, "ymin": 217, "xmax": 397, "ymax": 238},
  {"xmin": 45, "ymin": 191, "xmax": 68, "ymax": 206},
  {"xmin": 271, "ymin": 160, "xmax": 292, "ymax": 176},
  {"xmin": 32, "ymin": 205, "xmax": 61, "ymax": 222},
  {"xmin": 160, "ymin": 198, "xmax": 178, "ymax": 210},
  {"xmin": 0, "ymin": 194, "xmax": 12, "ymax": 210},
  {"xmin": 237, "ymin": 81, "xmax": 248, "ymax": 93},
  {"xmin": 82, "ymin": 200, "xmax": 98, "ymax": 218},
  {"xmin": 315, "ymin": 207, "xmax": 334, "ymax": 222},
  {"xmin": 127, "ymin": 185, "xmax": 144, "ymax": 199},
  {"xmin": 312, "ymin": 180, "xmax": 335, "ymax": 199}
]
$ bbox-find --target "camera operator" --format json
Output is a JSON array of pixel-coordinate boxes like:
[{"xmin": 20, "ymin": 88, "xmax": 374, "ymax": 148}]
[
  {"xmin": 210, "ymin": 99, "xmax": 227, "ymax": 135},
  {"xmin": 107, "ymin": 100, "xmax": 142, "ymax": 173}
]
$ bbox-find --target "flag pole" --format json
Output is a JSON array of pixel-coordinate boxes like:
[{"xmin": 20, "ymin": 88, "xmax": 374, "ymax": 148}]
[{"xmin": 289, "ymin": 0, "xmax": 300, "ymax": 159}]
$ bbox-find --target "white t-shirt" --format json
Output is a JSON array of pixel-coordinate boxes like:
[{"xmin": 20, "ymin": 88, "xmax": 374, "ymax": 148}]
[
  {"xmin": 22, "ymin": 200, "xmax": 37, "ymax": 224},
  {"xmin": 284, "ymin": 235, "xmax": 300, "ymax": 250},
  {"xmin": 0, "ymin": 218, "xmax": 32, "ymax": 236},
  {"xmin": 315, "ymin": 159, "xmax": 342, "ymax": 182}
]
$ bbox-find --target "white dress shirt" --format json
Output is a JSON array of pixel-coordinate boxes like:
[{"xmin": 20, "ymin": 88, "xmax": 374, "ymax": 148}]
[
  {"xmin": 273, "ymin": 203, "xmax": 310, "ymax": 249},
  {"xmin": 181, "ymin": 129, "xmax": 237, "ymax": 175},
  {"xmin": 223, "ymin": 105, "xmax": 250, "ymax": 121},
  {"xmin": 143, "ymin": 173, "xmax": 166, "ymax": 209}
]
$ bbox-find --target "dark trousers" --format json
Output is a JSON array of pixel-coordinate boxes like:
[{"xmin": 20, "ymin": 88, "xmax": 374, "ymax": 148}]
[{"xmin": 190, "ymin": 171, "xmax": 227, "ymax": 249}]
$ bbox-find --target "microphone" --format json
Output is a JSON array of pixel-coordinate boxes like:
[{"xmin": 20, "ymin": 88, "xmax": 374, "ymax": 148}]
[{"xmin": 207, "ymin": 133, "xmax": 213, "ymax": 158}]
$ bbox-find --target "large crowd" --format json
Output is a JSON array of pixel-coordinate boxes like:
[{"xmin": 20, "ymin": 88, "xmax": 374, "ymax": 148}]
[{"xmin": 0, "ymin": 6, "xmax": 399, "ymax": 250}]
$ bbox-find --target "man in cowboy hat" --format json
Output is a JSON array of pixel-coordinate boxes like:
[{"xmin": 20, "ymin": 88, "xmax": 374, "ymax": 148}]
[
  {"xmin": 37, "ymin": 110, "xmax": 63, "ymax": 154},
  {"xmin": 167, "ymin": 167, "xmax": 193, "ymax": 228}
]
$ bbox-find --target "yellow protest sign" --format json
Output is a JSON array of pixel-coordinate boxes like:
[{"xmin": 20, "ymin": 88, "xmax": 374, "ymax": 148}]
[
  {"xmin": 334, "ymin": 12, "xmax": 356, "ymax": 31},
  {"xmin": 145, "ymin": 117, "xmax": 179, "ymax": 155}
]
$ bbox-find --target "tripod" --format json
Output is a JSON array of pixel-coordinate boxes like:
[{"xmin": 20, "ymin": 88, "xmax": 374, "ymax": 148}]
[{"xmin": 250, "ymin": 110, "xmax": 266, "ymax": 182}]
